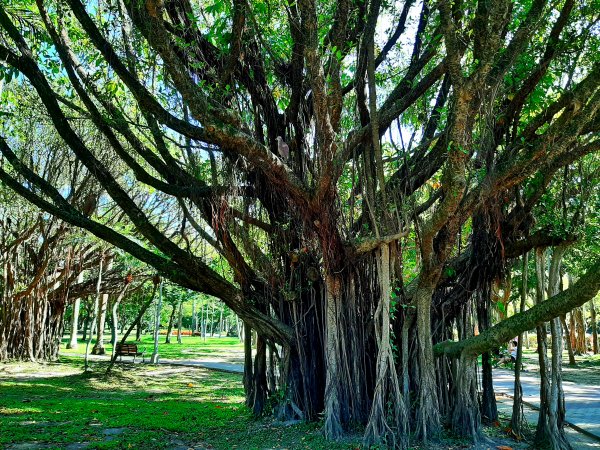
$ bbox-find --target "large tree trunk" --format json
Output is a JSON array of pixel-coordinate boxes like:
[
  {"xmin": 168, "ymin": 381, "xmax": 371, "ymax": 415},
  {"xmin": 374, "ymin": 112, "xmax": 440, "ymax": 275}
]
[
  {"xmin": 414, "ymin": 282, "xmax": 442, "ymax": 441},
  {"xmin": 450, "ymin": 301, "xmax": 481, "ymax": 440},
  {"xmin": 323, "ymin": 273, "xmax": 343, "ymax": 440}
]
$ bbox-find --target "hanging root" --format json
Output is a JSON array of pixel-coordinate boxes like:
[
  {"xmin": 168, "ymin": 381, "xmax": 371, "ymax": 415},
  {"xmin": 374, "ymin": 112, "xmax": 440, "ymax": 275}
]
[{"xmin": 364, "ymin": 244, "xmax": 408, "ymax": 449}]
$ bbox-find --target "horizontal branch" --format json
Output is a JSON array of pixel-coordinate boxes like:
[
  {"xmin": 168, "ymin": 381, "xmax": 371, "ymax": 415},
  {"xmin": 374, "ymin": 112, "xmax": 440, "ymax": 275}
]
[
  {"xmin": 351, "ymin": 230, "xmax": 408, "ymax": 255},
  {"xmin": 434, "ymin": 258, "xmax": 600, "ymax": 358}
]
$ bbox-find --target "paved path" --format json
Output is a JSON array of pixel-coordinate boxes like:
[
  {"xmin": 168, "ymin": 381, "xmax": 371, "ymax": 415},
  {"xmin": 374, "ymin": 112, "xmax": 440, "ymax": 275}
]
[
  {"xmin": 493, "ymin": 368, "xmax": 600, "ymax": 440},
  {"xmin": 61, "ymin": 353, "xmax": 244, "ymax": 374}
]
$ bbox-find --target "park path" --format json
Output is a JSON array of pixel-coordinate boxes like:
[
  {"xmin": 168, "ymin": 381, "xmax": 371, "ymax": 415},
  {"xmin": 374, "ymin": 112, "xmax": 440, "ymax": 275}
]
[
  {"xmin": 61, "ymin": 352, "xmax": 244, "ymax": 374},
  {"xmin": 493, "ymin": 368, "xmax": 600, "ymax": 440}
]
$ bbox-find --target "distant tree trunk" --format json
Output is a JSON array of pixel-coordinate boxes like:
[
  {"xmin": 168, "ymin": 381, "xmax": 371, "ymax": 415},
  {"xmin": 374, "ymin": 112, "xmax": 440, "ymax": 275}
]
[
  {"xmin": 91, "ymin": 291, "xmax": 109, "ymax": 355},
  {"xmin": 67, "ymin": 300, "xmax": 81, "ymax": 349},
  {"xmin": 267, "ymin": 342, "xmax": 276, "ymax": 394},
  {"xmin": 106, "ymin": 281, "xmax": 158, "ymax": 373},
  {"xmin": 243, "ymin": 322, "xmax": 254, "ymax": 406},
  {"xmin": 165, "ymin": 303, "xmax": 176, "ymax": 344},
  {"xmin": 92, "ymin": 258, "xmax": 112, "ymax": 355},
  {"xmin": 569, "ymin": 311, "xmax": 577, "ymax": 354},
  {"xmin": 191, "ymin": 299, "xmax": 196, "ymax": 332},
  {"xmin": 561, "ymin": 314, "xmax": 576, "ymax": 365},
  {"xmin": 111, "ymin": 283, "xmax": 129, "ymax": 357},
  {"xmin": 210, "ymin": 301, "xmax": 215, "ymax": 336},
  {"xmin": 237, "ymin": 317, "xmax": 243, "ymax": 342},
  {"xmin": 85, "ymin": 255, "xmax": 104, "ymax": 370},
  {"xmin": 203, "ymin": 302, "xmax": 208, "ymax": 341},
  {"xmin": 82, "ymin": 311, "xmax": 89, "ymax": 342},
  {"xmin": 591, "ymin": 299, "xmax": 598, "ymax": 354},
  {"xmin": 511, "ymin": 252, "xmax": 528, "ymax": 438},
  {"xmin": 150, "ymin": 280, "xmax": 163, "ymax": 363},
  {"xmin": 218, "ymin": 303, "xmax": 224, "ymax": 337},
  {"xmin": 67, "ymin": 272, "xmax": 84, "ymax": 349},
  {"xmin": 135, "ymin": 320, "xmax": 142, "ymax": 341},
  {"xmin": 574, "ymin": 306, "xmax": 587, "ymax": 354},
  {"xmin": 177, "ymin": 300, "xmax": 183, "ymax": 344}
]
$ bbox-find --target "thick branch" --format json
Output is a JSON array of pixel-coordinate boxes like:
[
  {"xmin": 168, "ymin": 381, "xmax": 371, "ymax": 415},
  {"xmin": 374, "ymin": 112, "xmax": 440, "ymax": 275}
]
[{"xmin": 435, "ymin": 259, "xmax": 600, "ymax": 357}]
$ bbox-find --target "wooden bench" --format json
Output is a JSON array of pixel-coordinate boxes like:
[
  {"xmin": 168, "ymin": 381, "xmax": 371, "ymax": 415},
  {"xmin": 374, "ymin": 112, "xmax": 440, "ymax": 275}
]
[{"xmin": 115, "ymin": 342, "xmax": 146, "ymax": 363}]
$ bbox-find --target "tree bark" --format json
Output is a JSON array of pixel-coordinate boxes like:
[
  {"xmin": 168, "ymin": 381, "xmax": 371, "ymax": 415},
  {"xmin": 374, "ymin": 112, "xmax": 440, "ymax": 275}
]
[
  {"xmin": 511, "ymin": 252, "xmax": 528, "ymax": 438},
  {"xmin": 67, "ymin": 297, "xmax": 81, "ymax": 349},
  {"xmin": 561, "ymin": 314, "xmax": 576, "ymax": 365},
  {"xmin": 534, "ymin": 245, "xmax": 571, "ymax": 450},
  {"xmin": 110, "ymin": 283, "xmax": 129, "ymax": 357},
  {"xmin": 150, "ymin": 280, "xmax": 163, "ymax": 363},
  {"xmin": 165, "ymin": 302, "xmax": 176, "ymax": 344},
  {"xmin": 92, "ymin": 258, "xmax": 112, "ymax": 355},
  {"xmin": 414, "ymin": 283, "xmax": 441, "ymax": 441},
  {"xmin": 177, "ymin": 299, "xmax": 183, "ymax": 344}
]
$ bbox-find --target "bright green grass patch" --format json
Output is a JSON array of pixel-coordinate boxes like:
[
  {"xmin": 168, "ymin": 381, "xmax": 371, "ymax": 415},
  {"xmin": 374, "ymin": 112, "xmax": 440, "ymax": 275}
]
[
  {"xmin": 60, "ymin": 335, "xmax": 245, "ymax": 362},
  {"xmin": 0, "ymin": 360, "xmax": 357, "ymax": 449}
]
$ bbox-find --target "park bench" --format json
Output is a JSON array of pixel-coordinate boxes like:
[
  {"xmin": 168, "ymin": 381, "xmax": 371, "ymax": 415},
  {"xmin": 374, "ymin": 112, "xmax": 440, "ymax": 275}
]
[{"xmin": 115, "ymin": 342, "xmax": 146, "ymax": 363}]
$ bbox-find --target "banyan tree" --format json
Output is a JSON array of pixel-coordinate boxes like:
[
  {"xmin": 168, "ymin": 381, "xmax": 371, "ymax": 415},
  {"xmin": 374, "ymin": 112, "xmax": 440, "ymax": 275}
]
[{"xmin": 0, "ymin": 0, "xmax": 599, "ymax": 447}]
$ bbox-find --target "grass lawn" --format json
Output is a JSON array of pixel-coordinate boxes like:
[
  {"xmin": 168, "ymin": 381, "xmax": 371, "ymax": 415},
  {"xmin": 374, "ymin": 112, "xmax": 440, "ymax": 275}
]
[
  {"xmin": 0, "ymin": 358, "xmax": 357, "ymax": 450},
  {"xmin": 0, "ymin": 357, "xmax": 538, "ymax": 450},
  {"xmin": 60, "ymin": 335, "xmax": 246, "ymax": 363},
  {"xmin": 5, "ymin": 337, "xmax": 592, "ymax": 449}
]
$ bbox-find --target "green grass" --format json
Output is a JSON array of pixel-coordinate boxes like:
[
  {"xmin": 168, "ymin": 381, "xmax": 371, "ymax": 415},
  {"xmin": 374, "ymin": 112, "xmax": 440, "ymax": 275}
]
[
  {"xmin": 61, "ymin": 335, "xmax": 245, "ymax": 363},
  {"xmin": 0, "ymin": 359, "xmax": 357, "ymax": 449}
]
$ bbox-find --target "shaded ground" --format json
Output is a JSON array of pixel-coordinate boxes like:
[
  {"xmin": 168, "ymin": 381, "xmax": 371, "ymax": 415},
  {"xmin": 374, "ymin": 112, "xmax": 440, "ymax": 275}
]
[
  {"xmin": 0, "ymin": 360, "xmax": 353, "ymax": 450},
  {"xmin": 1, "ymin": 358, "xmax": 539, "ymax": 450}
]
